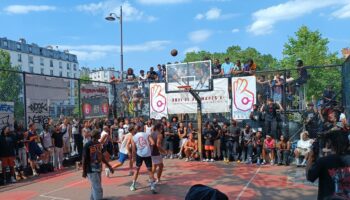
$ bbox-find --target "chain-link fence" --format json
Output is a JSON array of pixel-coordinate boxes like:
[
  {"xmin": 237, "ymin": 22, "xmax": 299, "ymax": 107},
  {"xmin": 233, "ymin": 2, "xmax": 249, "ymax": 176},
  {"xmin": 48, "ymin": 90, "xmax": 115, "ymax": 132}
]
[
  {"xmin": 0, "ymin": 68, "xmax": 116, "ymax": 132},
  {"xmin": 0, "ymin": 60, "xmax": 348, "ymax": 139}
]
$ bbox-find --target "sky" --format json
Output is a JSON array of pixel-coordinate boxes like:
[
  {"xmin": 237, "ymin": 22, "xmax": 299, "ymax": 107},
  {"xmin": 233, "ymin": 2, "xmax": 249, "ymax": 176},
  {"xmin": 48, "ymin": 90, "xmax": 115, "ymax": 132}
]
[{"xmin": 0, "ymin": 0, "xmax": 350, "ymax": 73}]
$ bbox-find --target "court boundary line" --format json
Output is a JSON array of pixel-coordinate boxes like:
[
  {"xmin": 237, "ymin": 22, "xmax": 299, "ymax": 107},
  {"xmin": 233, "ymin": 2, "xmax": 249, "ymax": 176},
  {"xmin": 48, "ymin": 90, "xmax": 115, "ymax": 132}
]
[
  {"xmin": 236, "ymin": 166, "xmax": 261, "ymax": 200},
  {"xmin": 39, "ymin": 180, "xmax": 85, "ymax": 200}
]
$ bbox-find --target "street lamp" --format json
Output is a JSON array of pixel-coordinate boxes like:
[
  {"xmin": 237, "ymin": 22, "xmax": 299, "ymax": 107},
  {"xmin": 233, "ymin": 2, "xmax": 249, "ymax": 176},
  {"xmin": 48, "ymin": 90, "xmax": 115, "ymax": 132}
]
[{"xmin": 105, "ymin": 6, "xmax": 123, "ymax": 82}]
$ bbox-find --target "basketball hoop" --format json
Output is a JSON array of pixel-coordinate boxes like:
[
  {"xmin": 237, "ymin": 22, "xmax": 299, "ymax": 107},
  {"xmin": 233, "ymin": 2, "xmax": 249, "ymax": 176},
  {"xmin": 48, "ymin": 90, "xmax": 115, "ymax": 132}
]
[{"xmin": 177, "ymin": 85, "xmax": 192, "ymax": 91}]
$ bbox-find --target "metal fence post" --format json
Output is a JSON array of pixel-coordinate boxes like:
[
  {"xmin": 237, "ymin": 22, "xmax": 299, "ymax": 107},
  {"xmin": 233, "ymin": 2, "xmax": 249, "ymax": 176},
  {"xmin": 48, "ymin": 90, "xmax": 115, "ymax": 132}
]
[
  {"xmin": 78, "ymin": 79, "xmax": 81, "ymax": 119},
  {"xmin": 113, "ymin": 82, "xmax": 117, "ymax": 119},
  {"xmin": 342, "ymin": 57, "xmax": 350, "ymax": 125},
  {"xmin": 23, "ymin": 72, "xmax": 27, "ymax": 129}
]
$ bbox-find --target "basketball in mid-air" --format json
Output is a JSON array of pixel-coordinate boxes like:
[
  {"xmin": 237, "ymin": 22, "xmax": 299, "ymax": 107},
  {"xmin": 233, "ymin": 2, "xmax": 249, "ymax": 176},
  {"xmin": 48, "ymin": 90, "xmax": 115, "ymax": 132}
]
[{"xmin": 171, "ymin": 49, "xmax": 178, "ymax": 57}]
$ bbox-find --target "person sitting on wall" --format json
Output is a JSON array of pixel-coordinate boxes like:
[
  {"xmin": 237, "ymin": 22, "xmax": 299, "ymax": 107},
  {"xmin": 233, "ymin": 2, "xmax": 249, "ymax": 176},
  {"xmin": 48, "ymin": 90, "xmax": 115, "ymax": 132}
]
[{"xmin": 294, "ymin": 131, "xmax": 313, "ymax": 167}]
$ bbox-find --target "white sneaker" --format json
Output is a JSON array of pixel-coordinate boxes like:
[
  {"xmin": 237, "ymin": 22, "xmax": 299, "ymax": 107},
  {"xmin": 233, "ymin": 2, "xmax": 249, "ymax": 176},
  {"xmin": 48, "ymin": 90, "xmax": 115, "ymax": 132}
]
[
  {"xmin": 210, "ymin": 159, "xmax": 214, "ymax": 162},
  {"xmin": 130, "ymin": 183, "xmax": 136, "ymax": 191},
  {"xmin": 105, "ymin": 168, "xmax": 110, "ymax": 177},
  {"xmin": 205, "ymin": 159, "xmax": 209, "ymax": 162},
  {"xmin": 11, "ymin": 177, "xmax": 17, "ymax": 183},
  {"xmin": 185, "ymin": 158, "xmax": 189, "ymax": 162},
  {"xmin": 170, "ymin": 155, "xmax": 174, "ymax": 159},
  {"xmin": 33, "ymin": 171, "xmax": 39, "ymax": 176},
  {"xmin": 150, "ymin": 182, "xmax": 157, "ymax": 194},
  {"xmin": 301, "ymin": 160, "xmax": 307, "ymax": 166}
]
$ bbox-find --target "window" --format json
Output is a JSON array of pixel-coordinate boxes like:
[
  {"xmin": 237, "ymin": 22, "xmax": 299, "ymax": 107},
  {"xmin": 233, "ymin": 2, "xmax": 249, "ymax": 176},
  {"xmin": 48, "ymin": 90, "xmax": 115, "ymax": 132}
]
[
  {"xmin": 18, "ymin": 54, "xmax": 22, "ymax": 62},
  {"xmin": 16, "ymin": 43, "xmax": 21, "ymax": 50},
  {"xmin": 73, "ymin": 64, "xmax": 76, "ymax": 71},
  {"xmin": 67, "ymin": 63, "xmax": 70, "ymax": 70},
  {"xmin": 29, "ymin": 46, "xmax": 32, "ymax": 53},
  {"xmin": 40, "ymin": 58, "xmax": 44, "ymax": 66},
  {"xmin": 67, "ymin": 72, "xmax": 70, "ymax": 77},
  {"xmin": 59, "ymin": 62, "xmax": 62, "ymax": 69},
  {"xmin": 18, "ymin": 65, "xmax": 22, "ymax": 71},
  {"xmin": 73, "ymin": 73, "xmax": 76, "ymax": 78},
  {"xmin": 29, "ymin": 66, "xmax": 34, "ymax": 73},
  {"xmin": 29, "ymin": 56, "xmax": 33, "ymax": 64},
  {"xmin": 3, "ymin": 41, "xmax": 8, "ymax": 47},
  {"xmin": 50, "ymin": 60, "xmax": 53, "ymax": 67},
  {"xmin": 50, "ymin": 70, "xmax": 53, "ymax": 76},
  {"xmin": 40, "ymin": 68, "xmax": 44, "ymax": 74},
  {"xmin": 59, "ymin": 71, "xmax": 63, "ymax": 77}
]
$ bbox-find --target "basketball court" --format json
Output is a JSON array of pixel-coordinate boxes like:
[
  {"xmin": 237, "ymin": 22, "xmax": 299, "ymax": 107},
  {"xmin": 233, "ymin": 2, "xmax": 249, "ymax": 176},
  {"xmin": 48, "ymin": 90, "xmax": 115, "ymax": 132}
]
[{"xmin": 0, "ymin": 159, "xmax": 317, "ymax": 200}]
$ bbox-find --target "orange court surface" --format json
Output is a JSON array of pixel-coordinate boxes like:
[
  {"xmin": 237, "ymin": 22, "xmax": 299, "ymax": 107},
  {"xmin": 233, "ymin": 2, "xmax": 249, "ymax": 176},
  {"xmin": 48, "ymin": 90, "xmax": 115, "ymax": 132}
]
[{"xmin": 0, "ymin": 159, "xmax": 318, "ymax": 200}]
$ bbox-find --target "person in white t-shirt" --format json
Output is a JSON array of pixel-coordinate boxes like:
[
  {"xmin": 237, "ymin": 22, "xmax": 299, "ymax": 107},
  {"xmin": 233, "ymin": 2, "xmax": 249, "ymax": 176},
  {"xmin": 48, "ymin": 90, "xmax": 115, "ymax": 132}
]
[
  {"xmin": 144, "ymin": 119, "xmax": 153, "ymax": 135},
  {"xmin": 99, "ymin": 126, "xmax": 112, "ymax": 177},
  {"xmin": 130, "ymin": 125, "xmax": 156, "ymax": 194},
  {"xmin": 294, "ymin": 131, "xmax": 313, "ymax": 167},
  {"xmin": 112, "ymin": 124, "xmax": 135, "ymax": 176},
  {"xmin": 60, "ymin": 118, "xmax": 71, "ymax": 159}
]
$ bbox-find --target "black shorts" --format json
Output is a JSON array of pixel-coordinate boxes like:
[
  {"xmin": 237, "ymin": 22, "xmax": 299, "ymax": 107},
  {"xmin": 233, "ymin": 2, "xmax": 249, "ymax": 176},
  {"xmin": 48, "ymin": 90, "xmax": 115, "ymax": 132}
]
[
  {"xmin": 135, "ymin": 155, "xmax": 152, "ymax": 170},
  {"xmin": 164, "ymin": 141, "xmax": 174, "ymax": 151}
]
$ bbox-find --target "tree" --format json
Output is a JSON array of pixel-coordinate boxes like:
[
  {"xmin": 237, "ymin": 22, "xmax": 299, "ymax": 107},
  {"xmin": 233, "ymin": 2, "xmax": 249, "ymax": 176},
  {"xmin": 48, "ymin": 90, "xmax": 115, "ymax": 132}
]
[
  {"xmin": 184, "ymin": 45, "xmax": 279, "ymax": 70},
  {"xmin": 0, "ymin": 50, "xmax": 24, "ymax": 121},
  {"xmin": 281, "ymin": 25, "xmax": 344, "ymax": 100}
]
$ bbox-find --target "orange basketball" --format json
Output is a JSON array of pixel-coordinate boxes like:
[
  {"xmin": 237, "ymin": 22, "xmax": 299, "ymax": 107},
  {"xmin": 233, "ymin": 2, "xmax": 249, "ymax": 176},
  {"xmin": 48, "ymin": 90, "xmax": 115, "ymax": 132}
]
[{"xmin": 171, "ymin": 49, "xmax": 178, "ymax": 57}]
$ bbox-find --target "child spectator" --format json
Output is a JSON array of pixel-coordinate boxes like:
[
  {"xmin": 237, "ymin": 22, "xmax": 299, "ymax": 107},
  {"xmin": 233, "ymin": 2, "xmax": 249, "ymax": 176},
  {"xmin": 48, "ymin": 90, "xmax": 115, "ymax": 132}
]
[{"xmin": 203, "ymin": 123, "xmax": 216, "ymax": 162}]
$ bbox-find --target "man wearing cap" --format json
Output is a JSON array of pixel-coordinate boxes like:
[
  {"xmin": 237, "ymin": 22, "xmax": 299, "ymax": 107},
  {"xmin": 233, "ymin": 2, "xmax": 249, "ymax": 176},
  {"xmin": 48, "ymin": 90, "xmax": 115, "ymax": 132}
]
[
  {"xmin": 302, "ymin": 102, "xmax": 319, "ymax": 139},
  {"xmin": 82, "ymin": 130, "xmax": 114, "ymax": 200}
]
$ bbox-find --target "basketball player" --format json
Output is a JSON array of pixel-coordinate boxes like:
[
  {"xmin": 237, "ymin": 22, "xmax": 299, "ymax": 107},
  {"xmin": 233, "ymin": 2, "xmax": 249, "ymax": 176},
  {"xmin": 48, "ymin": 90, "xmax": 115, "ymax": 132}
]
[{"xmin": 130, "ymin": 125, "xmax": 157, "ymax": 194}]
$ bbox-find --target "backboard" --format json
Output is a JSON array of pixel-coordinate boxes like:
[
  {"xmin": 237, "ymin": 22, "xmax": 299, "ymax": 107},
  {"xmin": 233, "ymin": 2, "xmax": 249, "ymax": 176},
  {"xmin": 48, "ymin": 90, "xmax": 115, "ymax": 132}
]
[{"xmin": 165, "ymin": 60, "xmax": 212, "ymax": 93}]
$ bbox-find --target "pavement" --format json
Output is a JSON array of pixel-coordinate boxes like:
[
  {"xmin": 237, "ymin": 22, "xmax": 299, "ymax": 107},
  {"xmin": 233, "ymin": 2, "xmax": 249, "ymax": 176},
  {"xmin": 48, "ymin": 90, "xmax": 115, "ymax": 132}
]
[{"xmin": 0, "ymin": 159, "xmax": 318, "ymax": 200}]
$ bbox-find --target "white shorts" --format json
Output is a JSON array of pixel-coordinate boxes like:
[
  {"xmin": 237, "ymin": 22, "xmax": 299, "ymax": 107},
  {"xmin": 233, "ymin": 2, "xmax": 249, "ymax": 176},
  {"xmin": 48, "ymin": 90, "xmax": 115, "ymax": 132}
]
[
  {"xmin": 180, "ymin": 138, "xmax": 188, "ymax": 148},
  {"xmin": 151, "ymin": 155, "xmax": 163, "ymax": 165}
]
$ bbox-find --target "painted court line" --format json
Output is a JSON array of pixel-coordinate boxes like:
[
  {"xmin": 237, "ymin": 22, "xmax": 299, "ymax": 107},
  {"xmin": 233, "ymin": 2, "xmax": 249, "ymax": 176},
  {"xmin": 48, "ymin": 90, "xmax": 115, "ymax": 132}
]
[
  {"xmin": 236, "ymin": 166, "xmax": 261, "ymax": 200},
  {"xmin": 39, "ymin": 179, "xmax": 85, "ymax": 200},
  {"xmin": 39, "ymin": 194, "xmax": 71, "ymax": 200}
]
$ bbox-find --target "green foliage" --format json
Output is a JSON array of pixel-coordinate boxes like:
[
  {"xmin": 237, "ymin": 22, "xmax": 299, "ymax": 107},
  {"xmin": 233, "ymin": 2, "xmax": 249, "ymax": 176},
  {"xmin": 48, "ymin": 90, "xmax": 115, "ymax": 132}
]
[
  {"xmin": 0, "ymin": 50, "xmax": 24, "ymax": 121},
  {"xmin": 184, "ymin": 46, "xmax": 279, "ymax": 70},
  {"xmin": 281, "ymin": 25, "xmax": 344, "ymax": 100}
]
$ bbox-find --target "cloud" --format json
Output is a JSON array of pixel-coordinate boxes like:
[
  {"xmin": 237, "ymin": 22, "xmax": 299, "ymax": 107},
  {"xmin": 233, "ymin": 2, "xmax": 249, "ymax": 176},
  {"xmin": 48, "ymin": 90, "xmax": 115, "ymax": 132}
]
[
  {"xmin": 57, "ymin": 40, "xmax": 170, "ymax": 61},
  {"xmin": 4, "ymin": 5, "xmax": 56, "ymax": 14},
  {"xmin": 247, "ymin": 0, "xmax": 350, "ymax": 35},
  {"xmin": 232, "ymin": 28, "xmax": 239, "ymax": 33},
  {"xmin": 188, "ymin": 30, "xmax": 212, "ymax": 43},
  {"xmin": 137, "ymin": 0, "xmax": 190, "ymax": 5},
  {"xmin": 195, "ymin": 7, "xmax": 236, "ymax": 20},
  {"xmin": 77, "ymin": 0, "xmax": 157, "ymax": 22},
  {"xmin": 332, "ymin": 4, "xmax": 350, "ymax": 19},
  {"xmin": 184, "ymin": 46, "xmax": 200, "ymax": 54}
]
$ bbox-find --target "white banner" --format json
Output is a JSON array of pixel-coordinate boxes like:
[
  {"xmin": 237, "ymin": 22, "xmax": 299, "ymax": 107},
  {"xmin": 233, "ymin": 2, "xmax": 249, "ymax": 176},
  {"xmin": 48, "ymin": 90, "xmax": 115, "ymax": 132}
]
[
  {"xmin": 232, "ymin": 76, "xmax": 256, "ymax": 119},
  {"xmin": 0, "ymin": 102, "xmax": 14, "ymax": 130},
  {"xmin": 149, "ymin": 83, "xmax": 168, "ymax": 119},
  {"xmin": 167, "ymin": 78, "xmax": 230, "ymax": 114}
]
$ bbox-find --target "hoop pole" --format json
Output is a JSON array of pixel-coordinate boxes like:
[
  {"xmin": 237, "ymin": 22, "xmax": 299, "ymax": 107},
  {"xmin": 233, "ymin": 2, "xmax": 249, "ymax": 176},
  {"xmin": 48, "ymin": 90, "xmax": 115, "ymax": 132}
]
[{"xmin": 188, "ymin": 89, "xmax": 203, "ymax": 161}]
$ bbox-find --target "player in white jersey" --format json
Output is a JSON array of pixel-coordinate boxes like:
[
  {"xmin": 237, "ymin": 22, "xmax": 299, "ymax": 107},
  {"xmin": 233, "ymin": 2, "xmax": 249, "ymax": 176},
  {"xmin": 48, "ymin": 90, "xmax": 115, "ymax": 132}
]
[
  {"xmin": 130, "ymin": 125, "xmax": 156, "ymax": 194},
  {"xmin": 112, "ymin": 123, "xmax": 135, "ymax": 176}
]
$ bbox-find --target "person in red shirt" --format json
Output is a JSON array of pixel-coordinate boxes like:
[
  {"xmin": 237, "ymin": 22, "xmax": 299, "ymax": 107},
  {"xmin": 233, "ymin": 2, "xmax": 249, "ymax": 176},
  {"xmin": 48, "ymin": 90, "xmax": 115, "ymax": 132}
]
[{"xmin": 262, "ymin": 135, "xmax": 276, "ymax": 165}]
